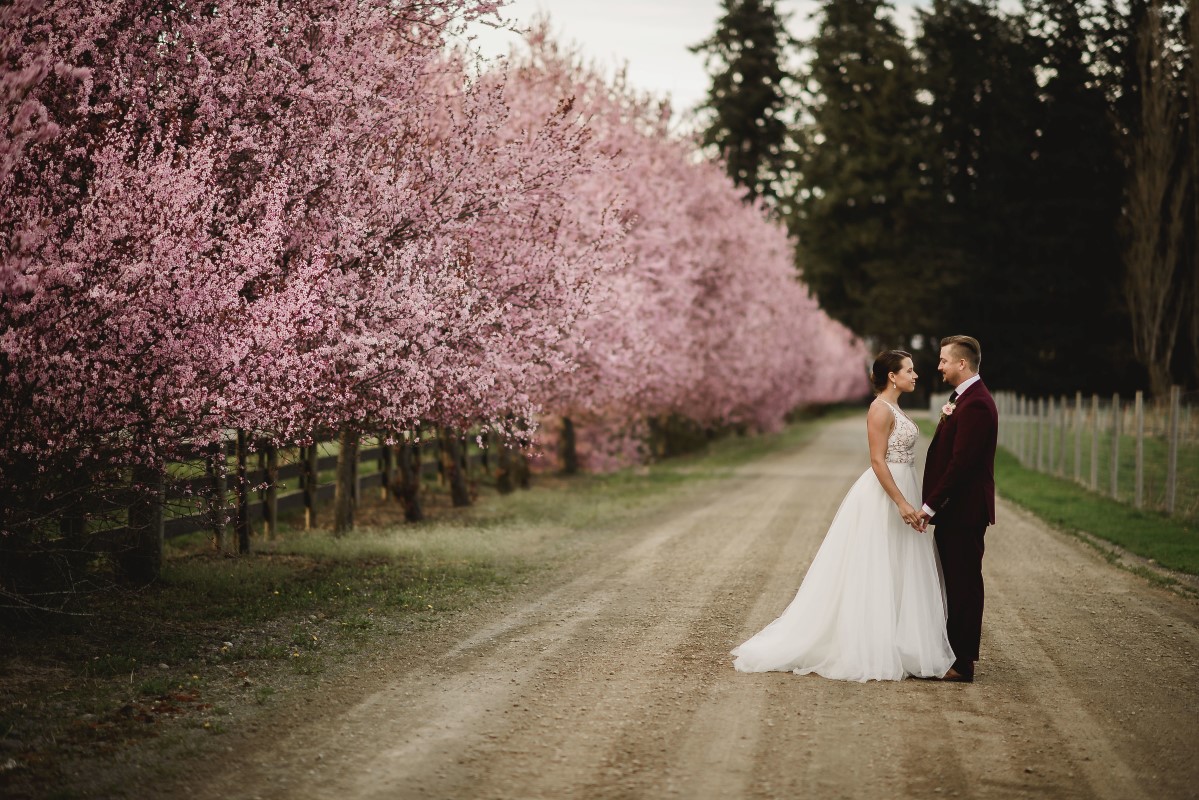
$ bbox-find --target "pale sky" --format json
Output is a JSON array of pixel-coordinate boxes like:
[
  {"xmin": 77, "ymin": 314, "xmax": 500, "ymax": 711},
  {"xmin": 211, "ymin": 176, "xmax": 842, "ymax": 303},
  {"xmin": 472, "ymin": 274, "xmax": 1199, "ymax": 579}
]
[{"xmin": 467, "ymin": 1, "xmax": 1010, "ymax": 124}]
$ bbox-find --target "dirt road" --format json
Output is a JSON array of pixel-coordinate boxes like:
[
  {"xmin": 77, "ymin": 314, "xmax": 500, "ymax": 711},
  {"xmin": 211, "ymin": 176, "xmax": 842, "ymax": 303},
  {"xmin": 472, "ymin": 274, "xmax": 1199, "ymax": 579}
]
[{"xmin": 183, "ymin": 415, "xmax": 1199, "ymax": 800}]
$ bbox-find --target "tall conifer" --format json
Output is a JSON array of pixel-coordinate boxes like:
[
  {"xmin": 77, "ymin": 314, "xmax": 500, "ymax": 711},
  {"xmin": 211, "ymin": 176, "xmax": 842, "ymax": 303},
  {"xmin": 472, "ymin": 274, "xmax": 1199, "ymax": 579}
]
[
  {"xmin": 692, "ymin": 0, "xmax": 795, "ymax": 206},
  {"xmin": 792, "ymin": 0, "xmax": 943, "ymax": 347}
]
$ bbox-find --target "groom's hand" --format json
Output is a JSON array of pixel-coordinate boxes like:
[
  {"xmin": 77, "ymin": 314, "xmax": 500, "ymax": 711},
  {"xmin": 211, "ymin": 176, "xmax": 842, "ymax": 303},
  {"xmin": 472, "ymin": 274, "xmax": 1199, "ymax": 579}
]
[{"xmin": 913, "ymin": 510, "xmax": 930, "ymax": 531}]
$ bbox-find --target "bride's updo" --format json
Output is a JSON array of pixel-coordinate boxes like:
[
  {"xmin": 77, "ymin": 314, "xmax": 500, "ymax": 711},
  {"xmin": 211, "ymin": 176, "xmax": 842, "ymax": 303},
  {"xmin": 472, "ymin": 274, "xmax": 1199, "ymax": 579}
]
[{"xmin": 870, "ymin": 350, "xmax": 913, "ymax": 394}]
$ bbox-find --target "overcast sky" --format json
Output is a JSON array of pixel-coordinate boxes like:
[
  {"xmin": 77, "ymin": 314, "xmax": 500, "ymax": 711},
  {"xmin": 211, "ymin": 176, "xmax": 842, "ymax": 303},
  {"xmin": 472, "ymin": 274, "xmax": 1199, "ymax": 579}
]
[{"xmin": 467, "ymin": 1, "xmax": 990, "ymax": 122}]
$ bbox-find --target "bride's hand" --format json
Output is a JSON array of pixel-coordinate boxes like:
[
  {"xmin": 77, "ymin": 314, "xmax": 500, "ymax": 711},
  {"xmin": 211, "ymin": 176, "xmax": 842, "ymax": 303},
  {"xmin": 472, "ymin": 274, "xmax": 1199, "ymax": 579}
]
[{"xmin": 899, "ymin": 502, "xmax": 918, "ymax": 526}]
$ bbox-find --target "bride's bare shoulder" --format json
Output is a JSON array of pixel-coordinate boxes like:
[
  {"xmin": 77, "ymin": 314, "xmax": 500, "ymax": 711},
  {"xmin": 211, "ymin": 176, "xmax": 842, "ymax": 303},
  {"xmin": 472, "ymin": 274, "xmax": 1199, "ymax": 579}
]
[{"xmin": 866, "ymin": 398, "xmax": 893, "ymax": 422}]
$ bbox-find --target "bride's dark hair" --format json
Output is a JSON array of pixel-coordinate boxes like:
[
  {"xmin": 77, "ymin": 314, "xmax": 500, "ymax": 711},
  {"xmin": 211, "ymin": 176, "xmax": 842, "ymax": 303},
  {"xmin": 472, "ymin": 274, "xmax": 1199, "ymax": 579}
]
[{"xmin": 870, "ymin": 350, "xmax": 913, "ymax": 394}]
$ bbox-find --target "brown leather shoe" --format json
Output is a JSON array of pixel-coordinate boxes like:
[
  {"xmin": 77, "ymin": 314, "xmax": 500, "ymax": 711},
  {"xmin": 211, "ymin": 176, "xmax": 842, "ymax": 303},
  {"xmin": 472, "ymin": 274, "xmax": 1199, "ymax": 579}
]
[{"xmin": 942, "ymin": 667, "xmax": 974, "ymax": 683}]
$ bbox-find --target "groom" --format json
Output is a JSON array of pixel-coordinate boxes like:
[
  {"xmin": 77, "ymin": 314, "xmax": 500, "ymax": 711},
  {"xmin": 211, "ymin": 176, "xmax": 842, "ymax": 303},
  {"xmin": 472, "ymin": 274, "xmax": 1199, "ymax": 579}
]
[{"xmin": 914, "ymin": 335, "xmax": 998, "ymax": 683}]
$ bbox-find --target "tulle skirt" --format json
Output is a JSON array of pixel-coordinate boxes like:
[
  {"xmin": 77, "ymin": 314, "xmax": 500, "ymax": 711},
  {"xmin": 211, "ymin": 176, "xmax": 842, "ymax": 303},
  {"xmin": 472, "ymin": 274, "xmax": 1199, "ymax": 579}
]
[{"xmin": 731, "ymin": 463, "xmax": 955, "ymax": 682}]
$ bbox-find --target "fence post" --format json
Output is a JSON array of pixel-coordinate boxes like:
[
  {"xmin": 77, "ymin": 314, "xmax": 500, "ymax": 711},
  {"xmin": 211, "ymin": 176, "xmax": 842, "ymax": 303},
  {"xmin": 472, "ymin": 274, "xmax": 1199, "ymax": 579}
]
[
  {"xmin": 1036, "ymin": 397, "xmax": 1045, "ymax": 472},
  {"xmin": 1074, "ymin": 392, "xmax": 1083, "ymax": 484},
  {"xmin": 1090, "ymin": 395, "xmax": 1100, "ymax": 491},
  {"xmin": 1166, "ymin": 385, "xmax": 1180, "ymax": 515},
  {"xmin": 997, "ymin": 392, "xmax": 1005, "ymax": 449},
  {"xmin": 1110, "ymin": 394, "xmax": 1121, "ymax": 500},
  {"xmin": 1008, "ymin": 393, "xmax": 1015, "ymax": 453},
  {"xmin": 1047, "ymin": 396, "xmax": 1056, "ymax": 475},
  {"xmin": 1005, "ymin": 393, "xmax": 1013, "ymax": 452},
  {"xmin": 1008, "ymin": 393, "xmax": 1016, "ymax": 454},
  {"xmin": 1064, "ymin": 393, "xmax": 1074, "ymax": 474},
  {"xmin": 1016, "ymin": 398, "xmax": 1026, "ymax": 465},
  {"xmin": 1005, "ymin": 393, "xmax": 1013, "ymax": 453},
  {"xmin": 1134, "ymin": 391, "xmax": 1144, "ymax": 510},
  {"xmin": 1020, "ymin": 395, "xmax": 1029, "ymax": 466},
  {"xmin": 996, "ymin": 393, "xmax": 1005, "ymax": 450},
  {"xmin": 1052, "ymin": 395, "xmax": 1061, "ymax": 475}
]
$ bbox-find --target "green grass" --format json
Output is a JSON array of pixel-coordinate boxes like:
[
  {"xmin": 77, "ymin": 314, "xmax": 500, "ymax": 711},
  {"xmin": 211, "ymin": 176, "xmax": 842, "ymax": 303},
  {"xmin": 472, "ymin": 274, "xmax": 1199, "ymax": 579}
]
[
  {"xmin": 918, "ymin": 419, "xmax": 1199, "ymax": 575},
  {"xmin": 994, "ymin": 447, "xmax": 1199, "ymax": 574},
  {"xmin": 1002, "ymin": 414, "xmax": 1199, "ymax": 522}
]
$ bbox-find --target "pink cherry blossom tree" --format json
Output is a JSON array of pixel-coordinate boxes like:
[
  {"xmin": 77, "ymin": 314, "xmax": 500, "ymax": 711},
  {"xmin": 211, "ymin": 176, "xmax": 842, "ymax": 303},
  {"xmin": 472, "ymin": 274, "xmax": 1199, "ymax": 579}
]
[
  {"xmin": 1, "ymin": 0, "xmax": 868, "ymax": 592},
  {"xmin": 0, "ymin": 0, "xmax": 536, "ymax": 559},
  {"xmin": 495, "ymin": 25, "xmax": 868, "ymax": 469}
]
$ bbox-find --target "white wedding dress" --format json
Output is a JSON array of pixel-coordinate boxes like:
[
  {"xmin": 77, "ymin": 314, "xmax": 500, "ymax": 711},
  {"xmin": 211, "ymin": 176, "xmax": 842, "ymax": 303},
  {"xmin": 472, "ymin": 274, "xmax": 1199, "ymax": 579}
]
[{"xmin": 731, "ymin": 401, "xmax": 955, "ymax": 682}]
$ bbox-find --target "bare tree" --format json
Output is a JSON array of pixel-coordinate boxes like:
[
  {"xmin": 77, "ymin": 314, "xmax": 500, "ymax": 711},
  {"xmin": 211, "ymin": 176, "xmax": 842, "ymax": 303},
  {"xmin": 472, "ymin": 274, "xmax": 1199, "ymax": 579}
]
[
  {"xmin": 1188, "ymin": 2, "xmax": 1199, "ymax": 387},
  {"xmin": 1123, "ymin": 0, "xmax": 1189, "ymax": 397}
]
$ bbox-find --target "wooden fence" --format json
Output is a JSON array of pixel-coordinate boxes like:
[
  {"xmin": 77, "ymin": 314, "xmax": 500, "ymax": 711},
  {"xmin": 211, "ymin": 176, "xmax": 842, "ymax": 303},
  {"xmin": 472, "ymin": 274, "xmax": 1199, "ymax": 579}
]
[
  {"xmin": 930, "ymin": 386, "xmax": 1197, "ymax": 519},
  {"xmin": 103, "ymin": 432, "xmax": 486, "ymax": 548}
]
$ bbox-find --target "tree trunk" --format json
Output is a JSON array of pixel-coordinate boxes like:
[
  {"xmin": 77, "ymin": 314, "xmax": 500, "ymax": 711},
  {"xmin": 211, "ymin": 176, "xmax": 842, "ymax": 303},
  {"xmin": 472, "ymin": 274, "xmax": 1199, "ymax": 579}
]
[
  {"xmin": 495, "ymin": 439, "xmax": 515, "ymax": 495},
  {"xmin": 333, "ymin": 429, "xmax": 359, "ymax": 536},
  {"xmin": 440, "ymin": 427, "xmax": 471, "ymax": 507},
  {"xmin": 302, "ymin": 443, "xmax": 319, "ymax": 530},
  {"xmin": 1188, "ymin": 2, "xmax": 1199, "ymax": 386},
  {"xmin": 236, "ymin": 429, "xmax": 251, "ymax": 554},
  {"xmin": 207, "ymin": 440, "xmax": 227, "ymax": 553},
  {"xmin": 58, "ymin": 470, "xmax": 89, "ymax": 542},
  {"xmin": 394, "ymin": 435, "xmax": 424, "ymax": 522},
  {"xmin": 514, "ymin": 446, "xmax": 531, "ymax": 490},
  {"xmin": 559, "ymin": 417, "xmax": 579, "ymax": 475},
  {"xmin": 479, "ymin": 429, "xmax": 492, "ymax": 475},
  {"xmin": 262, "ymin": 442, "xmax": 278, "ymax": 540},
  {"xmin": 122, "ymin": 464, "xmax": 164, "ymax": 583},
  {"xmin": 1123, "ymin": 2, "xmax": 1187, "ymax": 397},
  {"xmin": 379, "ymin": 433, "xmax": 394, "ymax": 500}
]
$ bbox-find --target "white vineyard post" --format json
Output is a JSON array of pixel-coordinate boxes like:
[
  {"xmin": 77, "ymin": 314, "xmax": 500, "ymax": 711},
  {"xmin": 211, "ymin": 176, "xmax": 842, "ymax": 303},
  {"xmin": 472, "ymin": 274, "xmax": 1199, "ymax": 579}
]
[
  {"xmin": 1166, "ymin": 386, "xmax": 1180, "ymax": 515},
  {"xmin": 1073, "ymin": 391, "xmax": 1083, "ymax": 484},
  {"xmin": 1050, "ymin": 395, "xmax": 1059, "ymax": 474},
  {"xmin": 1134, "ymin": 390, "xmax": 1144, "ymax": 510},
  {"xmin": 1110, "ymin": 393, "xmax": 1120, "ymax": 500}
]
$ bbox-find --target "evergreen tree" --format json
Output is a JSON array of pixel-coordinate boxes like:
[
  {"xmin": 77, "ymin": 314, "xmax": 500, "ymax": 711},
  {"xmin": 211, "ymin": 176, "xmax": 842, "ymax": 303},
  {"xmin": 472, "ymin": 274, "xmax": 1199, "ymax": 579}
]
[
  {"xmin": 915, "ymin": 0, "xmax": 1131, "ymax": 393},
  {"xmin": 1023, "ymin": 0, "xmax": 1132, "ymax": 393},
  {"xmin": 914, "ymin": 0, "xmax": 1040, "ymax": 387},
  {"xmin": 692, "ymin": 0, "xmax": 796, "ymax": 206},
  {"xmin": 792, "ymin": 0, "xmax": 945, "ymax": 347}
]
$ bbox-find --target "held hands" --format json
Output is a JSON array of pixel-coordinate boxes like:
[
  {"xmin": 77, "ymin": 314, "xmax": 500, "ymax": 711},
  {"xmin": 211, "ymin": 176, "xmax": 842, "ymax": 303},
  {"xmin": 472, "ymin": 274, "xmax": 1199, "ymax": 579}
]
[{"xmin": 900, "ymin": 504, "xmax": 930, "ymax": 532}]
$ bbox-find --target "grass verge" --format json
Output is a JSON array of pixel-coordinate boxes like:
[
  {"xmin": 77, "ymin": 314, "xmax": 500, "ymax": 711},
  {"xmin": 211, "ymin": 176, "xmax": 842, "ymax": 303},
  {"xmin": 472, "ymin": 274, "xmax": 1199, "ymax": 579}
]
[{"xmin": 918, "ymin": 419, "xmax": 1199, "ymax": 576}]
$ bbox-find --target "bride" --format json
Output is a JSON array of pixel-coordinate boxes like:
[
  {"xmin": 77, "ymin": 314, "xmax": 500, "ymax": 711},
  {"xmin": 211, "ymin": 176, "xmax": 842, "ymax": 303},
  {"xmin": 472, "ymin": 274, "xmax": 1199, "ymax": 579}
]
[{"xmin": 731, "ymin": 350, "xmax": 955, "ymax": 682}]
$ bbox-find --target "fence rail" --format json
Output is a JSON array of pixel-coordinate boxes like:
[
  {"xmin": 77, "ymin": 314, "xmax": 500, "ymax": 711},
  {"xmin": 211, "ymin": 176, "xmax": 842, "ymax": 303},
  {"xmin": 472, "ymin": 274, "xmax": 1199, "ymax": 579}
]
[
  {"xmin": 930, "ymin": 386, "xmax": 1197, "ymax": 520},
  {"xmin": 103, "ymin": 435, "xmax": 485, "ymax": 545}
]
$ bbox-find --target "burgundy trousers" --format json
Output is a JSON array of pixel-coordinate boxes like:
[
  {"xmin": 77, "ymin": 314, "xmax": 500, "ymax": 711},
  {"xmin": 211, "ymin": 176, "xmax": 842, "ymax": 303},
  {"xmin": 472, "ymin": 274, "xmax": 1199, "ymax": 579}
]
[{"xmin": 934, "ymin": 520, "xmax": 986, "ymax": 673}]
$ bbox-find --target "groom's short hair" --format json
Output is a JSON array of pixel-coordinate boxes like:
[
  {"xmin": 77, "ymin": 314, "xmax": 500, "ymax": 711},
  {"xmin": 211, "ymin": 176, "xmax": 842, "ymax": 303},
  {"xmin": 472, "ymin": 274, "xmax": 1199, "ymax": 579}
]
[{"xmin": 941, "ymin": 335, "xmax": 981, "ymax": 371}]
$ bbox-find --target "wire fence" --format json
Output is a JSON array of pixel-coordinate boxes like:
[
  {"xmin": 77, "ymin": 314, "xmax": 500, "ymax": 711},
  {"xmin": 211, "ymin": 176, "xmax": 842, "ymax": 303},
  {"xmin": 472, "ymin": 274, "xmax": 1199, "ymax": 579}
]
[{"xmin": 929, "ymin": 386, "xmax": 1199, "ymax": 522}]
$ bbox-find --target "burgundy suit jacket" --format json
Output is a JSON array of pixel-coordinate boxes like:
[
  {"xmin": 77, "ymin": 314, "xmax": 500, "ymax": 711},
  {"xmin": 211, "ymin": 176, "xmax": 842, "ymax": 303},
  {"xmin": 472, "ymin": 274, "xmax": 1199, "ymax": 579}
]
[{"xmin": 923, "ymin": 378, "xmax": 998, "ymax": 527}]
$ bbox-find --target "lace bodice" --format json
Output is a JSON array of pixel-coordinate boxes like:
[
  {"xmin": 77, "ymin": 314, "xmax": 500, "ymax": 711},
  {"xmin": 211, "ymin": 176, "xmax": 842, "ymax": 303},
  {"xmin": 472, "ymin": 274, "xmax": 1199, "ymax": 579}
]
[{"xmin": 880, "ymin": 401, "xmax": 918, "ymax": 464}]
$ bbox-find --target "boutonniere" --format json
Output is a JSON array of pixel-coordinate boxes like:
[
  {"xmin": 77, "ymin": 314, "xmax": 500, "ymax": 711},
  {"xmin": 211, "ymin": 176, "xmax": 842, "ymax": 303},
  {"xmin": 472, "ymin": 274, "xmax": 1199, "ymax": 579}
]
[{"xmin": 939, "ymin": 401, "xmax": 956, "ymax": 423}]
